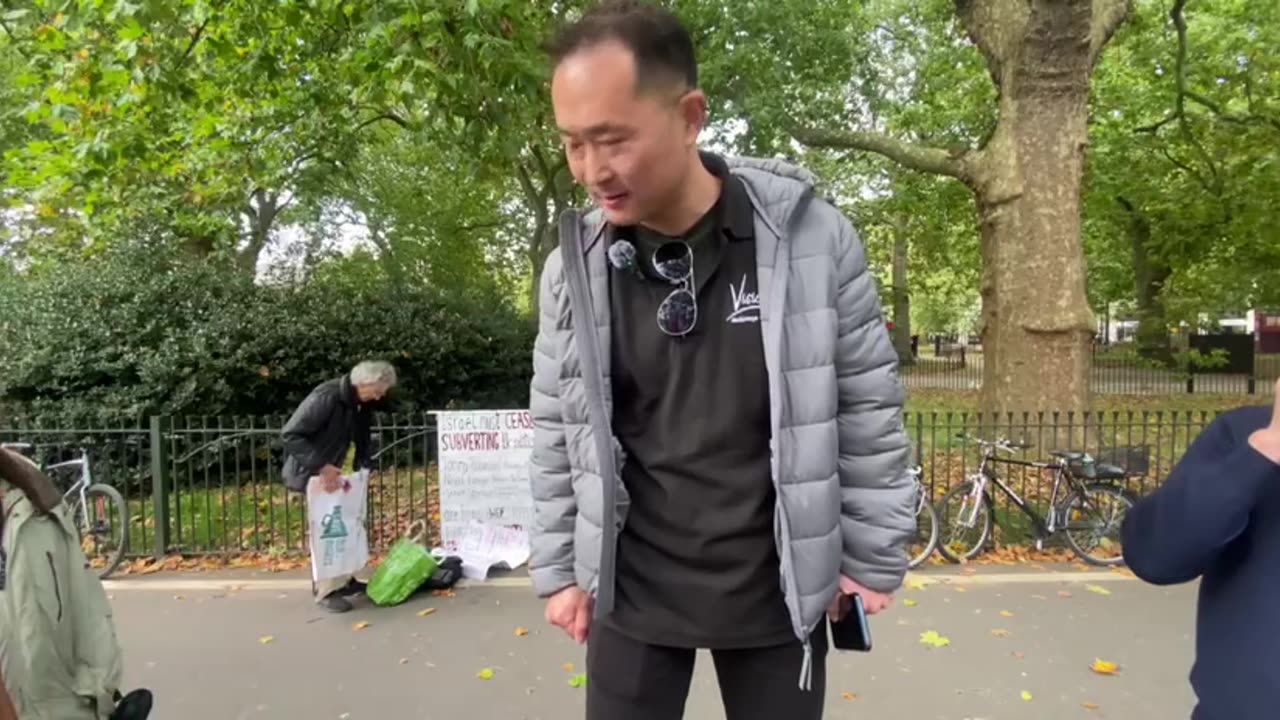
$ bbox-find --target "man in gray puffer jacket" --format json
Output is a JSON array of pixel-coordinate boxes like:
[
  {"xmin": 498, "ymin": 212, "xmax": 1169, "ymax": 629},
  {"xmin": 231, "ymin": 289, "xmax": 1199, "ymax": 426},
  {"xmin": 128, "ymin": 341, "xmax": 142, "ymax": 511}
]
[{"xmin": 529, "ymin": 3, "xmax": 914, "ymax": 718}]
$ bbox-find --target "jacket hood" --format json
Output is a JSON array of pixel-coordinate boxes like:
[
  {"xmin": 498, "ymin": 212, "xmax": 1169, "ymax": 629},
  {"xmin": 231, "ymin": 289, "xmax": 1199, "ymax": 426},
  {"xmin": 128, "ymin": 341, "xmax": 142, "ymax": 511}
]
[
  {"xmin": 724, "ymin": 155, "xmax": 819, "ymax": 236},
  {"xmin": 575, "ymin": 153, "xmax": 821, "ymax": 250}
]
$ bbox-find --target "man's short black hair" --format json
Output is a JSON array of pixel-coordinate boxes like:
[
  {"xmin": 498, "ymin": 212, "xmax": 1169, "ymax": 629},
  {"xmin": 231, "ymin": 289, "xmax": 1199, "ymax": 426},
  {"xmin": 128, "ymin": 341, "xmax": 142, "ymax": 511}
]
[{"xmin": 545, "ymin": 1, "xmax": 698, "ymax": 94}]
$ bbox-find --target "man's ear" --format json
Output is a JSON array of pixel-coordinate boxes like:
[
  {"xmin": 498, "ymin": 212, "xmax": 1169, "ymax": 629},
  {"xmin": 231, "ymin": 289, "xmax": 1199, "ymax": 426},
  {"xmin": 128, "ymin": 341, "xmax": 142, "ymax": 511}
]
[{"xmin": 678, "ymin": 89, "xmax": 708, "ymax": 146}]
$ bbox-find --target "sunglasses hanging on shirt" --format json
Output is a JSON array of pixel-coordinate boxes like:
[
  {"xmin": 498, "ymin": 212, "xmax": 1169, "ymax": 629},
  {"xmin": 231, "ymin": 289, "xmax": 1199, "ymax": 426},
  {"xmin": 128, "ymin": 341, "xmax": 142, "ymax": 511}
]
[{"xmin": 652, "ymin": 241, "xmax": 697, "ymax": 338}]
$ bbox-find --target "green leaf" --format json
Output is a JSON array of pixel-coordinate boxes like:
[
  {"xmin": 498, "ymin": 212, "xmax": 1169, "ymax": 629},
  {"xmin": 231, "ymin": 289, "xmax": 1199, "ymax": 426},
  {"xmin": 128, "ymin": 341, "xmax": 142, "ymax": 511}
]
[{"xmin": 568, "ymin": 673, "xmax": 587, "ymax": 689}]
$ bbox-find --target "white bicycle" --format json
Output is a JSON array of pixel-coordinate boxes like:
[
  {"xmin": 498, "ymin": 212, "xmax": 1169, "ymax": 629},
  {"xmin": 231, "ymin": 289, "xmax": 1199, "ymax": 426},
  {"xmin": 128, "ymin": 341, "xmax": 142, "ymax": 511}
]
[
  {"xmin": 907, "ymin": 465, "xmax": 939, "ymax": 569},
  {"xmin": 2, "ymin": 443, "xmax": 129, "ymax": 579}
]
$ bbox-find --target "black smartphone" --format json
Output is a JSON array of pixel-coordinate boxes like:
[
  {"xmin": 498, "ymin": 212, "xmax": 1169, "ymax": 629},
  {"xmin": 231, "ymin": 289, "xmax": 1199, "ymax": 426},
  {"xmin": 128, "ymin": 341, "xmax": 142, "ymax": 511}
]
[{"xmin": 829, "ymin": 593, "xmax": 872, "ymax": 652}]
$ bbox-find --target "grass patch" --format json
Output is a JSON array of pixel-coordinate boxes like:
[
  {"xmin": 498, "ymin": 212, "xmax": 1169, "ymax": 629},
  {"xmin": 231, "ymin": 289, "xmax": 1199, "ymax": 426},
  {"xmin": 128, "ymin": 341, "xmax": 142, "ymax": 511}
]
[{"xmin": 127, "ymin": 467, "xmax": 438, "ymax": 557}]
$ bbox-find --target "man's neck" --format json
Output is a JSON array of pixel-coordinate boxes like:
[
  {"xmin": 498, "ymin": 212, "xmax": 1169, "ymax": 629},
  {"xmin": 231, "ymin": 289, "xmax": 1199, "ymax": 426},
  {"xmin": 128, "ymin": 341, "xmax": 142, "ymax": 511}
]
[{"xmin": 641, "ymin": 156, "xmax": 721, "ymax": 237}]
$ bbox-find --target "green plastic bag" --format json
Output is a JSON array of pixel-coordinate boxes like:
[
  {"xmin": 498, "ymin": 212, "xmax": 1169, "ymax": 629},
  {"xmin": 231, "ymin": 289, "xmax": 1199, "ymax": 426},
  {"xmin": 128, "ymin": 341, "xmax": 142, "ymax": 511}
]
[{"xmin": 367, "ymin": 520, "xmax": 438, "ymax": 607}]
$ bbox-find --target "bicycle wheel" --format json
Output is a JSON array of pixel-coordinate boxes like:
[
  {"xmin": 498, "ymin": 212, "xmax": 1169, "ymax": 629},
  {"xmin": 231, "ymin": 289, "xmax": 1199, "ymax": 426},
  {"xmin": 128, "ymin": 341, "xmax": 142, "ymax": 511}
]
[
  {"xmin": 907, "ymin": 492, "xmax": 940, "ymax": 569},
  {"xmin": 936, "ymin": 480, "xmax": 993, "ymax": 563},
  {"xmin": 75, "ymin": 484, "xmax": 129, "ymax": 579},
  {"xmin": 1061, "ymin": 483, "xmax": 1135, "ymax": 567}
]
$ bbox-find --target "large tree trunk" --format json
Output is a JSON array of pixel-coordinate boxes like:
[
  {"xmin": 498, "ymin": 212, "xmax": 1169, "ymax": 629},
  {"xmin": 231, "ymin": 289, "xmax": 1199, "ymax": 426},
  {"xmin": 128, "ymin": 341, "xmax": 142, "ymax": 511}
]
[
  {"xmin": 967, "ymin": 1, "xmax": 1103, "ymax": 416},
  {"xmin": 890, "ymin": 213, "xmax": 914, "ymax": 366},
  {"xmin": 1118, "ymin": 196, "xmax": 1173, "ymax": 365},
  {"xmin": 792, "ymin": 0, "xmax": 1128, "ymax": 416}
]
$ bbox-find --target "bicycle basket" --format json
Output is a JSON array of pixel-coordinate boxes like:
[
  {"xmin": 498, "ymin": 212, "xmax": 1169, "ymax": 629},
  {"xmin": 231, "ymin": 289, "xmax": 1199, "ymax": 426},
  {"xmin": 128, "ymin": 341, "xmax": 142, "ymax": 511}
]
[{"xmin": 1086, "ymin": 445, "xmax": 1151, "ymax": 477}]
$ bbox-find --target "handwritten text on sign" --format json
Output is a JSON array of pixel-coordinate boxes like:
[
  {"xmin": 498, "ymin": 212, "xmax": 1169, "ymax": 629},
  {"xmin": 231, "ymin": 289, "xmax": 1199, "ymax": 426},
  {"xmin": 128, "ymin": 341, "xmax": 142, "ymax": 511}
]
[{"xmin": 435, "ymin": 410, "xmax": 535, "ymax": 550}]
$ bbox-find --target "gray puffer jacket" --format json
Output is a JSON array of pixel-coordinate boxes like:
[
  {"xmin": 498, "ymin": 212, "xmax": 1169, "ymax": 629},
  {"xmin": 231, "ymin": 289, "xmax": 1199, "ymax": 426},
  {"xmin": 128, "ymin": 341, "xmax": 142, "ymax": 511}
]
[{"xmin": 528, "ymin": 155, "xmax": 914, "ymax": 687}]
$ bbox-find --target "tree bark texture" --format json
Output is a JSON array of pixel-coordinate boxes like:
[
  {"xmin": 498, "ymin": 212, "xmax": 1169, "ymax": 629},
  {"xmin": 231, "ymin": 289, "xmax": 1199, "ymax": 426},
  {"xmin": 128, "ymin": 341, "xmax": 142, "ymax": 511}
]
[
  {"xmin": 891, "ymin": 213, "xmax": 914, "ymax": 365},
  {"xmin": 794, "ymin": 0, "xmax": 1129, "ymax": 415}
]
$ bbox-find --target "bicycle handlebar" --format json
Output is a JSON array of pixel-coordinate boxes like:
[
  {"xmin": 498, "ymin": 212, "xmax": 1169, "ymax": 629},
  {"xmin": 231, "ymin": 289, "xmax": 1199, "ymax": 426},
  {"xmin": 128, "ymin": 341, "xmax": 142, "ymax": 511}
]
[{"xmin": 953, "ymin": 433, "xmax": 1032, "ymax": 452}]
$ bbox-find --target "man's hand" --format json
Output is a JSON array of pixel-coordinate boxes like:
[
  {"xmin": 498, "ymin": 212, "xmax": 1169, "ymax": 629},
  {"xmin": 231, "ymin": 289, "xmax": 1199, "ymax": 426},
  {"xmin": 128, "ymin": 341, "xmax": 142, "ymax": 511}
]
[
  {"xmin": 319, "ymin": 464, "xmax": 343, "ymax": 493},
  {"xmin": 545, "ymin": 585, "xmax": 592, "ymax": 644},
  {"xmin": 827, "ymin": 575, "xmax": 893, "ymax": 621},
  {"xmin": 1248, "ymin": 379, "xmax": 1280, "ymax": 464}
]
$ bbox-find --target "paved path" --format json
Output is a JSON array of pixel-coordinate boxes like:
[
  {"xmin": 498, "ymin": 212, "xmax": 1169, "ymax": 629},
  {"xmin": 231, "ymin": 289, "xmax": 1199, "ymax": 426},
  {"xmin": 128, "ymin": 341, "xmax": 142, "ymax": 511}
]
[{"xmin": 108, "ymin": 567, "xmax": 1198, "ymax": 719}]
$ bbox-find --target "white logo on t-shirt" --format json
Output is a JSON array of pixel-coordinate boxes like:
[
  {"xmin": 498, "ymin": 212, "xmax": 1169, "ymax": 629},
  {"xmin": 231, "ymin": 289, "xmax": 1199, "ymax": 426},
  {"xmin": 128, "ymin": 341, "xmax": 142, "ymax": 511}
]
[{"xmin": 727, "ymin": 274, "xmax": 761, "ymax": 324}]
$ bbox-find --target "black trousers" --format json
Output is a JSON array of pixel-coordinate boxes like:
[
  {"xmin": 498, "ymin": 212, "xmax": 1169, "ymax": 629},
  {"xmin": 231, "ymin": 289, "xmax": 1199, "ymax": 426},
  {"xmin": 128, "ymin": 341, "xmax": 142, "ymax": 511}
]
[{"xmin": 585, "ymin": 620, "xmax": 829, "ymax": 720}]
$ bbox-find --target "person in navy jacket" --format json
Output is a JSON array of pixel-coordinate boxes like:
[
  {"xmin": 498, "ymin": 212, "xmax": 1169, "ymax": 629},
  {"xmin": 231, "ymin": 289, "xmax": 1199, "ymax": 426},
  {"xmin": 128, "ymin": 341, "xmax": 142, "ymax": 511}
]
[{"xmin": 1121, "ymin": 382, "xmax": 1280, "ymax": 720}]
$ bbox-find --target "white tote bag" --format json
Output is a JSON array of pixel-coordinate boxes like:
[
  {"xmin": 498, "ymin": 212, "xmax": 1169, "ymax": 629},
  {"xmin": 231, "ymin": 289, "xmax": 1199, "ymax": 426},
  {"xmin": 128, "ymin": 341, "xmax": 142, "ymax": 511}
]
[{"xmin": 306, "ymin": 470, "xmax": 370, "ymax": 582}]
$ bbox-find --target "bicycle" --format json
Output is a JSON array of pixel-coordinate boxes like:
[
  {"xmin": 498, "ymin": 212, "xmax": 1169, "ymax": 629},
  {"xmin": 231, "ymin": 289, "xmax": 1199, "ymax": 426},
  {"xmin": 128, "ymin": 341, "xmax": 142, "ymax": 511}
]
[
  {"xmin": 935, "ymin": 434, "xmax": 1137, "ymax": 567},
  {"xmin": 1, "ymin": 442, "xmax": 130, "ymax": 579},
  {"xmin": 906, "ymin": 465, "xmax": 939, "ymax": 569}
]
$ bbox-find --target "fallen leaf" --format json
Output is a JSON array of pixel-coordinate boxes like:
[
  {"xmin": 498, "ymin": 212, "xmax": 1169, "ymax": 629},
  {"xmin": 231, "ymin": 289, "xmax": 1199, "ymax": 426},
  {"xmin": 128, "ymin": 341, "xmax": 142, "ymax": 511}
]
[
  {"xmin": 173, "ymin": 594, "xmax": 185, "ymax": 600},
  {"xmin": 841, "ymin": 692, "xmax": 856, "ymax": 701},
  {"xmin": 259, "ymin": 635, "xmax": 274, "ymax": 645},
  {"xmin": 563, "ymin": 663, "xmax": 576, "ymax": 673},
  {"xmin": 1058, "ymin": 590, "xmax": 1073, "ymax": 598},
  {"xmin": 515, "ymin": 626, "xmax": 530, "ymax": 637},
  {"xmin": 417, "ymin": 607, "xmax": 437, "ymax": 617},
  {"xmin": 991, "ymin": 628, "xmax": 1010, "ymax": 637},
  {"xmin": 906, "ymin": 578, "xmax": 928, "ymax": 591},
  {"xmin": 1086, "ymin": 585, "xmax": 1112, "ymax": 596},
  {"xmin": 399, "ymin": 658, "xmax": 409, "ymax": 665},
  {"xmin": 1082, "ymin": 702, "xmax": 1100, "ymax": 710},
  {"xmin": 1021, "ymin": 690, "xmax": 1033, "ymax": 701},
  {"xmin": 903, "ymin": 599, "xmax": 918, "ymax": 607},
  {"xmin": 953, "ymin": 585, "xmax": 968, "ymax": 593},
  {"xmin": 1000, "ymin": 610, "xmax": 1014, "ymax": 617},
  {"xmin": 353, "ymin": 621, "xmax": 371, "ymax": 631},
  {"xmin": 919, "ymin": 630, "xmax": 951, "ymax": 648},
  {"xmin": 1090, "ymin": 658, "xmax": 1120, "ymax": 675},
  {"xmin": 1012, "ymin": 651, "xmax": 1026, "ymax": 660},
  {"xmin": 477, "ymin": 668, "xmax": 495, "ymax": 680},
  {"xmin": 568, "ymin": 673, "xmax": 588, "ymax": 689}
]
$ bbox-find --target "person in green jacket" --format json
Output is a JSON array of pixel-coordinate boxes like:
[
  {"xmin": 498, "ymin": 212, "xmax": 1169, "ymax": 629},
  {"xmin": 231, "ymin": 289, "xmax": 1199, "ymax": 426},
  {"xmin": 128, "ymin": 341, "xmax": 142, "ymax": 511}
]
[{"xmin": 0, "ymin": 447, "xmax": 141, "ymax": 719}]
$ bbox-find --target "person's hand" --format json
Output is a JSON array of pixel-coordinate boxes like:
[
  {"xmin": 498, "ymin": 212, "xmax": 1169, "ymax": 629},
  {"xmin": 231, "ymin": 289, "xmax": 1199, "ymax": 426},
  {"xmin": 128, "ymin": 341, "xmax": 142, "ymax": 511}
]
[
  {"xmin": 545, "ymin": 585, "xmax": 592, "ymax": 644},
  {"xmin": 319, "ymin": 465, "xmax": 343, "ymax": 493},
  {"xmin": 1248, "ymin": 379, "xmax": 1280, "ymax": 464},
  {"xmin": 827, "ymin": 575, "xmax": 893, "ymax": 621}
]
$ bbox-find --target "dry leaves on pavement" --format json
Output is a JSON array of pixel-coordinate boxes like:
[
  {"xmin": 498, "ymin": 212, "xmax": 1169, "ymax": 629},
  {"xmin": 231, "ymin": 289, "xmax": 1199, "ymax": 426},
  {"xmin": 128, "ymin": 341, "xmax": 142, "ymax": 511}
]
[
  {"xmin": 919, "ymin": 630, "xmax": 951, "ymax": 648},
  {"xmin": 1090, "ymin": 659, "xmax": 1120, "ymax": 675}
]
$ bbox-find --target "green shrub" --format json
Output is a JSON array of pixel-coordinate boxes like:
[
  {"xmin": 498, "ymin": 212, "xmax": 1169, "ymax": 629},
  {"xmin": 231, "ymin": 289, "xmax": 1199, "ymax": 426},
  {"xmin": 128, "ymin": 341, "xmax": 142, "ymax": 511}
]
[{"xmin": 0, "ymin": 244, "xmax": 534, "ymax": 423}]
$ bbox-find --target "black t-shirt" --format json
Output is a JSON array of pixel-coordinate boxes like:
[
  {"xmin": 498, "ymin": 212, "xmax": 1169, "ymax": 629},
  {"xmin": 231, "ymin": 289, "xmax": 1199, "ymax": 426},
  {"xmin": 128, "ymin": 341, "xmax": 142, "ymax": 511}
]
[{"xmin": 606, "ymin": 166, "xmax": 793, "ymax": 649}]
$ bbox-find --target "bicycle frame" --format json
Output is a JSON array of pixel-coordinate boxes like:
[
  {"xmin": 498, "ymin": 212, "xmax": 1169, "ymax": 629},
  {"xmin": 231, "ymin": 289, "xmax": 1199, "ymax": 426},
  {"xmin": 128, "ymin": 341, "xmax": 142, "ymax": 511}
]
[
  {"xmin": 957, "ymin": 445, "xmax": 1080, "ymax": 540},
  {"xmin": 43, "ymin": 450, "xmax": 93, "ymax": 512}
]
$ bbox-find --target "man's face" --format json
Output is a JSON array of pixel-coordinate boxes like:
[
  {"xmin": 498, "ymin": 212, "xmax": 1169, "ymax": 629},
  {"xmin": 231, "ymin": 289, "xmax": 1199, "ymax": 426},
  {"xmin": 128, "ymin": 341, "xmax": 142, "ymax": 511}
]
[
  {"xmin": 551, "ymin": 41, "xmax": 705, "ymax": 227},
  {"xmin": 355, "ymin": 383, "xmax": 388, "ymax": 403}
]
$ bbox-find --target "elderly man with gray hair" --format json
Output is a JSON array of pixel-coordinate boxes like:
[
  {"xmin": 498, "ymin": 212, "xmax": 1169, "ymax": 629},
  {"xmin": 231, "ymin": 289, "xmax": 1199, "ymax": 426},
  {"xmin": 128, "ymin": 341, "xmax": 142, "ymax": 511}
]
[{"xmin": 281, "ymin": 360, "xmax": 397, "ymax": 613}]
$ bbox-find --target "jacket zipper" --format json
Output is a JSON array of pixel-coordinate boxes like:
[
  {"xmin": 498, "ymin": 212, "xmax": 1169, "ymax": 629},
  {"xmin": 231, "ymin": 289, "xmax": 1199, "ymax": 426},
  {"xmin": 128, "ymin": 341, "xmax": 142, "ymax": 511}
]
[{"xmin": 46, "ymin": 551, "xmax": 63, "ymax": 621}]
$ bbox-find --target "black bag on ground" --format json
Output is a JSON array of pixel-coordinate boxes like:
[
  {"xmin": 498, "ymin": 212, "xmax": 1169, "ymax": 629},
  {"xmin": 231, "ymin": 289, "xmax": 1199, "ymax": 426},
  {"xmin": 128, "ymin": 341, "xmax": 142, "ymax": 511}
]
[{"xmin": 109, "ymin": 689, "xmax": 153, "ymax": 719}]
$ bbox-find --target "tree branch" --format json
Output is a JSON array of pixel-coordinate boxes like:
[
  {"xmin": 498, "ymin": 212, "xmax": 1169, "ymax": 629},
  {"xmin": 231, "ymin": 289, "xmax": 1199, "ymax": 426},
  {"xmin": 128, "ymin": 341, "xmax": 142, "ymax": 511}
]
[
  {"xmin": 1134, "ymin": 111, "xmax": 1177, "ymax": 134},
  {"xmin": 353, "ymin": 112, "xmax": 409, "ymax": 132},
  {"xmin": 954, "ymin": 0, "xmax": 1025, "ymax": 83},
  {"xmin": 790, "ymin": 125, "xmax": 973, "ymax": 182},
  {"xmin": 0, "ymin": 16, "xmax": 31, "ymax": 60},
  {"xmin": 1090, "ymin": 0, "xmax": 1131, "ymax": 63},
  {"xmin": 1169, "ymin": 0, "xmax": 1222, "ymax": 195}
]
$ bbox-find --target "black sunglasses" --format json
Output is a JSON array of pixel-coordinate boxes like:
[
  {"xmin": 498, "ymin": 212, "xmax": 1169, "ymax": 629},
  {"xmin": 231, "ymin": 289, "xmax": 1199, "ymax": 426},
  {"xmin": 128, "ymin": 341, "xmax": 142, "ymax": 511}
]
[{"xmin": 652, "ymin": 242, "xmax": 697, "ymax": 337}]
